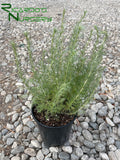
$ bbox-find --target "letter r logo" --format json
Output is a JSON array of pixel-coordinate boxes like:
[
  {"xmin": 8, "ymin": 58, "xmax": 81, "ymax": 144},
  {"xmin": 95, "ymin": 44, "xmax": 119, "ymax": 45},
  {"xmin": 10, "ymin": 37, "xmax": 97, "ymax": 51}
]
[{"xmin": 1, "ymin": 3, "xmax": 11, "ymax": 12}]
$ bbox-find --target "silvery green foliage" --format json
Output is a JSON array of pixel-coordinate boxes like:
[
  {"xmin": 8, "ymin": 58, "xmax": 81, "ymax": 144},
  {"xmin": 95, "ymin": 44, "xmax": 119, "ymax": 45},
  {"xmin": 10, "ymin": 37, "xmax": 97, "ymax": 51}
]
[{"xmin": 12, "ymin": 10, "xmax": 107, "ymax": 119}]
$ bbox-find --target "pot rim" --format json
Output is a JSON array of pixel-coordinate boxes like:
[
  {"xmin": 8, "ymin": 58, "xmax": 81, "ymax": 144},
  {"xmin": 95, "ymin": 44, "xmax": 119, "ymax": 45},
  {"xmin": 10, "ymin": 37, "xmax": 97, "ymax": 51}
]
[{"xmin": 31, "ymin": 105, "xmax": 76, "ymax": 129}]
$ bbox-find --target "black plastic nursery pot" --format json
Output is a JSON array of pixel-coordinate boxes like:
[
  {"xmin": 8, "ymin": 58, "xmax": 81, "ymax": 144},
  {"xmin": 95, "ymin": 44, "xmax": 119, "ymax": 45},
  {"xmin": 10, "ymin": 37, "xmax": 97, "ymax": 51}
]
[{"xmin": 31, "ymin": 106, "xmax": 76, "ymax": 147}]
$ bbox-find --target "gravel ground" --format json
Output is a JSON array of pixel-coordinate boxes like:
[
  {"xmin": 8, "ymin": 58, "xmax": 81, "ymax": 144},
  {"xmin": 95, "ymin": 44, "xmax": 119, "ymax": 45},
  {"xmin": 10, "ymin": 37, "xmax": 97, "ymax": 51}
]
[{"xmin": 0, "ymin": 0, "xmax": 120, "ymax": 160}]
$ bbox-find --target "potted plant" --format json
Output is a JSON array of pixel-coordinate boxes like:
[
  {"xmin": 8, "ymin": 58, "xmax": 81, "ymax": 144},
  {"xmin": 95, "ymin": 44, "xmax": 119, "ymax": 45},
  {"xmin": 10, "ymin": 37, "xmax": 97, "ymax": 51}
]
[{"xmin": 12, "ymin": 10, "xmax": 107, "ymax": 147}]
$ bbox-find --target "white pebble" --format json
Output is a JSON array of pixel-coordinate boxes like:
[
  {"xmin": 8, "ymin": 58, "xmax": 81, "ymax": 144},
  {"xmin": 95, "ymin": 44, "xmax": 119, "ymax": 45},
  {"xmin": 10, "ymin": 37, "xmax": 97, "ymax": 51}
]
[
  {"xmin": 49, "ymin": 147, "xmax": 58, "ymax": 152},
  {"xmin": 106, "ymin": 117, "xmax": 115, "ymax": 127},
  {"xmin": 62, "ymin": 146, "xmax": 72, "ymax": 154},
  {"xmin": 100, "ymin": 152, "xmax": 109, "ymax": 160},
  {"xmin": 11, "ymin": 157, "xmax": 20, "ymax": 160},
  {"xmin": 1, "ymin": 90, "xmax": 6, "ymax": 96},
  {"xmin": 31, "ymin": 140, "xmax": 41, "ymax": 148},
  {"xmin": 16, "ymin": 124, "xmax": 23, "ymax": 132}
]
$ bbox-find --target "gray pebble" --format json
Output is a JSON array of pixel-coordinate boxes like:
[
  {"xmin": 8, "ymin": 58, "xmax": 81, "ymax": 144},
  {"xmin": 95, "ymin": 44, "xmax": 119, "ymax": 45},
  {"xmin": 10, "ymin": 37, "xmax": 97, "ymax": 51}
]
[
  {"xmin": 100, "ymin": 131, "xmax": 106, "ymax": 141},
  {"xmin": 115, "ymin": 140, "xmax": 120, "ymax": 149},
  {"xmin": 78, "ymin": 126, "xmax": 82, "ymax": 132},
  {"xmin": 24, "ymin": 148, "xmax": 36, "ymax": 157},
  {"xmin": 77, "ymin": 135, "xmax": 84, "ymax": 143},
  {"xmin": 24, "ymin": 108, "xmax": 30, "ymax": 113},
  {"xmin": 97, "ymin": 118, "xmax": 104, "ymax": 124},
  {"xmin": 34, "ymin": 127, "xmax": 39, "ymax": 133},
  {"xmin": 6, "ymin": 123, "xmax": 14, "ymax": 130},
  {"xmin": 3, "ymin": 132, "xmax": 14, "ymax": 141},
  {"xmin": 22, "ymin": 112, "xmax": 31, "ymax": 119},
  {"xmin": 117, "ymin": 96, "xmax": 120, "ymax": 103},
  {"xmin": 37, "ymin": 134, "xmax": 42, "ymax": 143},
  {"xmin": 81, "ymin": 155, "xmax": 89, "ymax": 160},
  {"xmin": 59, "ymin": 152, "xmax": 70, "ymax": 160},
  {"xmin": 108, "ymin": 110, "xmax": 114, "ymax": 119},
  {"xmin": 21, "ymin": 154, "xmax": 29, "ymax": 160},
  {"xmin": 118, "ymin": 127, "xmax": 120, "ymax": 137},
  {"xmin": 106, "ymin": 117, "xmax": 115, "ymax": 127},
  {"xmin": 89, "ymin": 158, "xmax": 96, "ymax": 160},
  {"xmin": 82, "ymin": 129, "xmax": 93, "ymax": 141},
  {"xmin": 52, "ymin": 152, "xmax": 58, "ymax": 160},
  {"xmin": 83, "ymin": 140, "xmax": 95, "ymax": 149},
  {"xmin": 89, "ymin": 122, "xmax": 98, "ymax": 130},
  {"xmin": 2, "ymin": 129, "xmax": 8, "ymax": 135},
  {"xmin": 88, "ymin": 111, "xmax": 96, "ymax": 122},
  {"xmin": 95, "ymin": 143, "xmax": 105, "ymax": 152},
  {"xmin": 14, "ymin": 121, "xmax": 19, "ymax": 127},
  {"xmin": 30, "ymin": 157, "xmax": 37, "ymax": 160},
  {"xmin": 107, "ymin": 137, "xmax": 115, "ymax": 145},
  {"xmin": 107, "ymin": 99, "xmax": 115, "ymax": 104},
  {"xmin": 5, "ymin": 94, "xmax": 12, "ymax": 103},
  {"xmin": 99, "ymin": 122, "xmax": 107, "ymax": 130},
  {"xmin": 27, "ymin": 132, "xmax": 34, "ymax": 139},
  {"xmin": 23, "ymin": 141, "xmax": 29, "ymax": 147},
  {"xmin": 93, "ymin": 134, "xmax": 99, "ymax": 140},
  {"xmin": 23, "ymin": 126, "xmax": 31, "ymax": 133},
  {"xmin": 75, "ymin": 148, "xmax": 83, "ymax": 157},
  {"xmin": 100, "ymin": 95, "xmax": 108, "ymax": 101},
  {"xmin": 96, "ymin": 158, "xmax": 101, "ymax": 160},
  {"xmin": 44, "ymin": 158, "xmax": 52, "ymax": 160},
  {"xmin": 26, "ymin": 121, "xmax": 35, "ymax": 128},
  {"xmin": 94, "ymin": 93, "xmax": 101, "ymax": 100},
  {"xmin": 76, "ymin": 131, "xmax": 81, "ymax": 138},
  {"xmin": 78, "ymin": 117, "xmax": 85, "ymax": 122},
  {"xmin": 115, "ymin": 102, "xmax": 119, "ymax": 107},
  {"xmin": 81, "ymin": 122, "xmax": 89, "ymax": 129},
  {"xmin": 72, "ymin": 142, "xmax": 80, "ymax": 147},
  {"xmin": 85, "ymin": 117, "xmax": 90, "ymax": 123},
  {"xmin": 72, "ymin": 124, "xmax": 78, "ymax": 131},
  {"xmin": 11, "ymin": 146, "xmax": 24, "ymax": 155},
  {"xmin": 0, "ymin": 151, "xmax": 5, "ymax": 159},
  {"xmin": 31, "ymin": 140, "xmax": 41, "ymax": 148},
  {"xmin": 91, "ymin": 103, "xmax": 103, "ymax": 113},
  {"xmin": 6, "ymin": 138, "xmax": 15, "ymax": 145},
  {"xmin": 0, "ymin": 133, "xmax": 1, "ymax": 140},
  {"xmin": 14, "ymin": 132, "xmax": 19, "ymax": 139},
  {"xmin": 82, "ymin": 146, "xmax": 90, "ymax": 154},
  {"xmin": 113, "ymin": 116, "xmax": 120, "ymax": 124},
  {"xmin": 0, "ymin": 112, "xmax": 5, "ymax": 120},
  {"xmin": 36, "ymin": 150, "xmax": 44, "ymax": 160},
  {"xmin": 12, "ymin": 113, "xmax": 19, "ymax": 122},
  {"xmin": 90, "ymin": 149, "xmax": 96, "ymax": 154},
  {"xmin": 71, "ymin": 154, "xmax": 79, "ymax": 160},
  {"xmin": 107, "ymin": 103, "xmax": 114, "ymax": 110},
  {"xmin": 69, "ymin": 133, "xmax": 76, "ymax": 142},
  {"xmin": 0, "ymin": 125, "xmax": 2, "ymax": 131},
  {"xmin": 98, "ymin": 106, "xmax": 107, "ymax": 117},
  {"xmin": 42, "ymin": 148, "xmax": 49, "ymax": 155}
]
